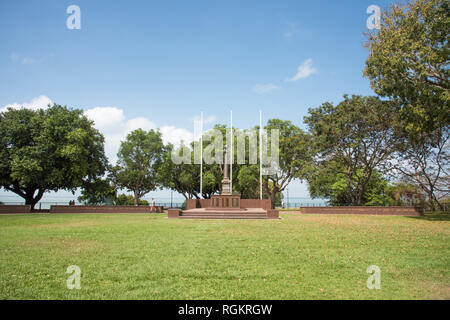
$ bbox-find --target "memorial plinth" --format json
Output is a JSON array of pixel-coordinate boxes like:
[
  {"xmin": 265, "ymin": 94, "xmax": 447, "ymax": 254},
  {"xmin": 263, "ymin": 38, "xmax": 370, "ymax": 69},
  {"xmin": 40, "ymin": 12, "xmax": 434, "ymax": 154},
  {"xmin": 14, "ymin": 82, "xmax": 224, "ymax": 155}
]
[{"xmin": 209, "ymin": 194, "xmax": 241, "ymax": 210}]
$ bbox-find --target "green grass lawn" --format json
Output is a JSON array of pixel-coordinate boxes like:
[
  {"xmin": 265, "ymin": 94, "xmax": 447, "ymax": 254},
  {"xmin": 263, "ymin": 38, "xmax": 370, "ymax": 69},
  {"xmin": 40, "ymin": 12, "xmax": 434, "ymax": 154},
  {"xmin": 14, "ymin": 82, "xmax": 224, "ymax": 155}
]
[{"xmin": 0, "ymin": 213, "xmax": 449, "ymax": 300}]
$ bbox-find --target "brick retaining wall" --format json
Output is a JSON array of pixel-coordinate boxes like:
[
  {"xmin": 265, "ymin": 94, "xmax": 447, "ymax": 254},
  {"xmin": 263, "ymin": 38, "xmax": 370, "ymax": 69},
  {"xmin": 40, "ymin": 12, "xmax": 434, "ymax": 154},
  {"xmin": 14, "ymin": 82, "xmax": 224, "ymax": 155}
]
[
  {"xmin": 186, "ymin": 199, "xmax": 210, "ymax": 210},
  {"xmin": 50, "ymin": 205, "xmax": 163, "ymax": 214},
  {"xmin": 168, "ymin": 209, "xmax": 181, "ymax": 218},
  {"xmin": 299, "ymin": 206, "xmax": 423, "ymax": 216},
  {"xmin": 267, "ymin": 209, "xmax": 280, "ymax": 219},
  {"xmin": 0, "ymin": 205, "xmax": 31, "ymax": 214},
  {"xmin": 240, "ymin": 199, "xmax": 272, "ymax": 211}
]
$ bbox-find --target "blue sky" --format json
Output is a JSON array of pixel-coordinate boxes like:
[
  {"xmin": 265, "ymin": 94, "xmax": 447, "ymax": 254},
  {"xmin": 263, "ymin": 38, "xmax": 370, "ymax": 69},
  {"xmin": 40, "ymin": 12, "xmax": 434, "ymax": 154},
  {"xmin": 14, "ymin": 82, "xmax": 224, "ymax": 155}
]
[{"xmin": 0, "ymin": 0, "xmax": 394, "ymax": 203}]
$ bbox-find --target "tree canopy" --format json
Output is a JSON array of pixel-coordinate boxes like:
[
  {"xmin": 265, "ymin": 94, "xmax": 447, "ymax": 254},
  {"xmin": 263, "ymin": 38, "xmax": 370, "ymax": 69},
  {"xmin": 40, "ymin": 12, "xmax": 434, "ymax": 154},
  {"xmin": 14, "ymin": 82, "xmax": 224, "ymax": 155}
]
[
  {"xmin": 0, "ymin": 105, "xmax": 108, "ymax": 209},
  {"xmin": 111, "ymin": 129, "xmax": 165, "ymax": 206},
  {"xmin": 305, "ymin": 95, "xmax": 400, "ymax": 206},
  {"xmin": 261, "ymin": 119, "xmax": 312, "ymax": 208},
  {"xmin": 364, "ymin": 0, "xmax": 449, "ymax": 136},
  {"xmin": 364, "ymin": 0, "xmax": 449, "ymax": 210}
]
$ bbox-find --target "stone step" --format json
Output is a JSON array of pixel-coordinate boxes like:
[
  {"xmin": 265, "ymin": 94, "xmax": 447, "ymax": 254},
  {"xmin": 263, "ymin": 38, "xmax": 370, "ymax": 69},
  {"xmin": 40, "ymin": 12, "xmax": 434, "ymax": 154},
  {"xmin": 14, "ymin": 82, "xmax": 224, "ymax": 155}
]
[
  {"xmin": 182, "ymin": 214, "xmax": 267, "ymax": 217},
  {"xmin": 186, "ymin": 210, "xmax": 266, "ymax": 214},
  {"xmin": 180, "ymin": 214, "xmax": 267, "ymax": 219},
  {"xmin": 182, "ymin": 212, "xmax": 267, "ymax": 216},
  {"xmin": 179, "ymin": 207, "xmax": 270, "ymax": 219},
  {"xmin": 179, "ymin": 215, "xmax": 268, "ymax": 220}
]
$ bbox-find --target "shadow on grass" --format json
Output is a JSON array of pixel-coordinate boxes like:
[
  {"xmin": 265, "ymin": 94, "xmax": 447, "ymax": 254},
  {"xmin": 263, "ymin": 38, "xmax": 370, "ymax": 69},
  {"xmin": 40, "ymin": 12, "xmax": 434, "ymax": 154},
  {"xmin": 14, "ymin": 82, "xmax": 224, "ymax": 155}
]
[{"xmin": 406, "ymin": 214, "xmax": 450, "ymax": 222}]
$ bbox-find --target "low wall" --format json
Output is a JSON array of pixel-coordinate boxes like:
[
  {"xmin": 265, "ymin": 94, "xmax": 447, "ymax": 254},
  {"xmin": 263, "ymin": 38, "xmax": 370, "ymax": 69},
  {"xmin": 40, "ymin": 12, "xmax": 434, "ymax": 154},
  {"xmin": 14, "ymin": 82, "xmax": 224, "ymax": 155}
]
[
  {"xmin": 186, "ymin": 199, "xmax": 210, "ymax": 210},
  {"xmin": 240, "ymin": 199, "xmax": 272, "ymax": 211},
  {"xmin": 50, "ymin": 205, "xmax": 163, "ymax": 214},
  {"xmin": 299, "ymin": 206, "xmax": 423, "ymax": 216},
  {"xmin": 187, "ymin": 199, "xmax": 272, "ymax": 211},
  {"xmin": 168, "ymin": 209, "xmax": 181, "ymax": 218},
  {"xmin": 0, "ymin": 205, "xmax": 31, "ymax": 214},
  {"xmin": 267, "ymin": 209, "xmax": 280, "ymax": 219}
]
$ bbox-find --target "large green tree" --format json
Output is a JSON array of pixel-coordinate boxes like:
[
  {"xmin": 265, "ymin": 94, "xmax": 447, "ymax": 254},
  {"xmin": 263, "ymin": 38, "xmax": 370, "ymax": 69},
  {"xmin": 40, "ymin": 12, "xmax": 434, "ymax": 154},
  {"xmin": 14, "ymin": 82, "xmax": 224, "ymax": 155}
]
[
  {"xmin": 159, "ymin": 142, "xmax": 201, "ymax": 199},
  {"xmin": 307, "ymin": 163, "xmax": 395, "ymax": 206},
  {"xmin": 112, "ymin": 129, "xmax": 165, "ymax": 206},
  {"xmin": 305, "ymin": 95, "xmax": 400, "ymax": 206},
  {"xmin": 262, "ymin": 119, "xmax": 312, "ymax": 208},
  {"xmin": 0, "ymin": 105, "xmax": 108, "ymax": 209},
  {"xmin": 364, "ymin": 0, "xmax": 449, "ymax": 136},
  {"xmin": 364, "ymin": 0, "xmax": 449, "ymax": 210}
]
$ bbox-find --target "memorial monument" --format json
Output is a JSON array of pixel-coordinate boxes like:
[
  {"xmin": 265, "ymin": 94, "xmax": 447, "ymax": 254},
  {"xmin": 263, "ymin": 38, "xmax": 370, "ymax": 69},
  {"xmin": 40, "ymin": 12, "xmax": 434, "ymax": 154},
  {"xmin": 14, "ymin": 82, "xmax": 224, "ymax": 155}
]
[{"xmin": 168, "ymin": 145, "xmax": 279, "ymax": 220}]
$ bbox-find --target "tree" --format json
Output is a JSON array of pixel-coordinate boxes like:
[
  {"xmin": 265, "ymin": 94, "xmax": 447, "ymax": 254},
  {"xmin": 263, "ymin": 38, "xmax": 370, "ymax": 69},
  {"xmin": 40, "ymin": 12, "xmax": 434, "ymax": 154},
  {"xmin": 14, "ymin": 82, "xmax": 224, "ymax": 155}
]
[
  {"xmin": 364, "ymin": 0, "xmax": 449, "ymax": 136},
  {"xmin": 0, "ymin": 105, "xmax": 107, "ymax": 209},
  {"xmin": 364, "ymin": 0, "xmax": 449, "ymax": 210},
  {"xmin": 112, "ymin": 129, "xmax": 165, "ymax": 206},
  {"xmin": 307, "ymin": 162, "xmax": 394, "ymax": 206},
  {"xmin": 262, "ymin": 119, "xmax": 312, "ymax": 208},
  {"xmin": 236, "ymin": 165, "xmax": 260, "ymax": 199},
  {"xmin": 159, "ymin": 142, "xmax": 201, "ymax": 199},
  {"xmin": 386, "ymin": 182, "xmax": 424, "ymax": 206},
  {"xmin": 394, "ymin": 126, "xmax": 449, "ymax": 210},
  {"xmin": 305, "ymin": 95, "xmax": 400, "ymax": 206},
  {"xmin": 160, "ymin": 142, "xmax": 223, "ymax": 200},
  {"xmin": 115, "ymin": 194, "xmax": 149, "ymax": 206},
  {"xmin": 78, "ymin": 177, "xmax": 116, "ymax": 205},
  {"xmin": 159, "ymin": 125, "xmax": 233, "ymax": 200}
]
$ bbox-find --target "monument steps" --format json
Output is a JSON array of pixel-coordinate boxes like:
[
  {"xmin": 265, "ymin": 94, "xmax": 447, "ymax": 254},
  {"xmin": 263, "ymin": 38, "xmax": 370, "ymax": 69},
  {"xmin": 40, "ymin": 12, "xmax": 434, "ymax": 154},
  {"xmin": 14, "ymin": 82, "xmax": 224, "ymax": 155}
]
[
  {"xmin": 180, "ymin": 215, "xmax": 268, "ymax": 220},
  {"xmin": 180, "ymin": 209, "xmax": 268, "ymax": 219}
]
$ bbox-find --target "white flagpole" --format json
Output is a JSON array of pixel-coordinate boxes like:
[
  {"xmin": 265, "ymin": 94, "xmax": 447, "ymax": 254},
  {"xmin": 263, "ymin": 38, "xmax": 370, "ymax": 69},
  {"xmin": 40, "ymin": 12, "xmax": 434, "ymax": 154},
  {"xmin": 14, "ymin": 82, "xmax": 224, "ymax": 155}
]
[
  {"xmin": 200, "ymin": 111, "xmax": 203, "ymax": 198},
  {"xmin": 230, "ymin": 109, "xmax": 233, "ymax": 194},
  {"xmin": 259, "ymin": 110, "xmax": 263, "ymax": 200}
]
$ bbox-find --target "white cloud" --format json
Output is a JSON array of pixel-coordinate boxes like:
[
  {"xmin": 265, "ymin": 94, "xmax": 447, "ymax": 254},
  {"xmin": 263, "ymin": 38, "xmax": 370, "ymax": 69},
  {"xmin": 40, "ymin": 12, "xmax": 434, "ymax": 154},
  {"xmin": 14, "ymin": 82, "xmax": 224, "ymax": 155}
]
[
  {"xmin": 252, "ymin": 83, "xmax": 280, "ymax": 95},
  {"xmin": 286, "ymin": 59, "xmax": 317, "ymax": 82},
  {"xmin": 160, "ymin": 126, "xmax": 194, "ymax": 145},
  {"xmin": 84, "ymin": 107, "xmax": 157, "ymax": 162},
  {"xmin": 0, "ymin": 95, "xmax": 53, "ymax": 112},
  {"xmin": 1, "ymin": 96, "xmax": 197, "ymax": 164},
  {"xmin": 84, "ymin": 107, "xmax": 195, "ymax": 163},
  {"xmin": 84, "ymin": 107, "xmax": 126, "ymax": 134}
]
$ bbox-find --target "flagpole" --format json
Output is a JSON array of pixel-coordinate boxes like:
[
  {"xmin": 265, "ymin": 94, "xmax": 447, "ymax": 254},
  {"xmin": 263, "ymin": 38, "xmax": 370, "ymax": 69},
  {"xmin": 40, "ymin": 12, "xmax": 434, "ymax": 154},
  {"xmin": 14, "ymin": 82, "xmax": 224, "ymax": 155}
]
[
  {"xmin": 200, "ymin": 111, "xmax": 203, "ymax": 198},
  {"xmin": 230, "ymin": 109, "xmax": 233, "ymax": 194},
  {"xmin": 259, "ymin": 109, "xmax": 263, "ymax": 200}
]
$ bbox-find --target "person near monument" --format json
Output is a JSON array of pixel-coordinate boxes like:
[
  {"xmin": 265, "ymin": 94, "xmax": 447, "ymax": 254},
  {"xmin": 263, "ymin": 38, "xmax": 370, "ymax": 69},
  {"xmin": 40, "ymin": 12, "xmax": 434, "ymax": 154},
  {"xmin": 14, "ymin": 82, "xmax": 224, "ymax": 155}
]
[{"xmin": 151, "ymin": 198, "xmax": 156, "ymax": 212}]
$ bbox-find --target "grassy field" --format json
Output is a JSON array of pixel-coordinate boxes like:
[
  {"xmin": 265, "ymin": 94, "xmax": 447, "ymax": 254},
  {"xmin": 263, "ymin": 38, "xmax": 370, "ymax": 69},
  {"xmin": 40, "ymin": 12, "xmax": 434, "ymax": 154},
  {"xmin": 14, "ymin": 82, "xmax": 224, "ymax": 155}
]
[{"xmin": 0, "ymin": 213, "xmax": 449, "ymax": 300}]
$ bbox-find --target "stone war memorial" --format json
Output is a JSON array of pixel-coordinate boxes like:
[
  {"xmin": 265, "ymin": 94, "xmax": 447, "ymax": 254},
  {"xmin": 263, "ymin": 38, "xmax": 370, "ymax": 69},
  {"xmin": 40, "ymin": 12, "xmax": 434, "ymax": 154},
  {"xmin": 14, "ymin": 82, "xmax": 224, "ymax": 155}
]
[{"xmin": 169, "ymin": 145, "xmax": 280, "ymax": 220}]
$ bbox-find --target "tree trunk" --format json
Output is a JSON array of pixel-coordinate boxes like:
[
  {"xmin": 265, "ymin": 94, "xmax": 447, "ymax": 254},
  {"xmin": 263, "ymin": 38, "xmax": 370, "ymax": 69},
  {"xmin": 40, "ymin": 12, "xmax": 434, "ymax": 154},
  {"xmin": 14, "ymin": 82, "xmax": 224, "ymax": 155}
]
[
  {"xmin": 433, "ymin": 194, "xmax": 444, "ymax": 211},
  {"xmin": 355, "ymin": 189, "xmax": 363, "ymax": 206},
  {"xmin": 270, "ymin": 188, "xmax": 278, "ymax": 209},
  {"xmin": 24, "ymin": 189, "xmax": 45, "ymax": 211},
  {"xmin": 133, "ymin": 190, "xmax": 139, "ymax": 206},
  {"xmin": 427, "ymin": 191, "xmax": 435, "ymax": 212}
]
